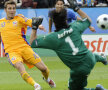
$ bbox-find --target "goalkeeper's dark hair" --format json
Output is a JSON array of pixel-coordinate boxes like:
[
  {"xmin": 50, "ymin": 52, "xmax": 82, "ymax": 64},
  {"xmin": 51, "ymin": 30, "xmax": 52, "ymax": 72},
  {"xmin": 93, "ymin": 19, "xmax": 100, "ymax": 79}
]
[
  {"xmin": 51, "ymin": 9, "xmax": 69, "ymax": 32},
  {"xmin": 4, "ymin": 0, "xmax": 16, "ymax": 9}
]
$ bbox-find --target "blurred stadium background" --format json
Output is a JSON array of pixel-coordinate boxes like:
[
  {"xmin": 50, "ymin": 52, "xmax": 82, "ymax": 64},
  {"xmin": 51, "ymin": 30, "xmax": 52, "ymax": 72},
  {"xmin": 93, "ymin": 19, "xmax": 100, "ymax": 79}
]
[{"xmin": 0, "ymin": 0, "xmax": 108, "ymax": 90}]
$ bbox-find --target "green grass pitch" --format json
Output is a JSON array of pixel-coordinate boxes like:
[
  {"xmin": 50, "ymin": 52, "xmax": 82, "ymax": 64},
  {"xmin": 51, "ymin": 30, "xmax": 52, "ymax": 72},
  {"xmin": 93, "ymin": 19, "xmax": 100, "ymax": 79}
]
[{"xmin": 0, "ymin": 57, "xmax": 108, "ymax": 90}]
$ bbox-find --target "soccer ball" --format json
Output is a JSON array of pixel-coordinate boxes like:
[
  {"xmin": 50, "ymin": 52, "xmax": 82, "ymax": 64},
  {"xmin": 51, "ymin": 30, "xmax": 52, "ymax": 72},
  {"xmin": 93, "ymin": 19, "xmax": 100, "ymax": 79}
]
[{"xmin": 97, "ymin": 14, "xmax": 108, "ymax": 30}]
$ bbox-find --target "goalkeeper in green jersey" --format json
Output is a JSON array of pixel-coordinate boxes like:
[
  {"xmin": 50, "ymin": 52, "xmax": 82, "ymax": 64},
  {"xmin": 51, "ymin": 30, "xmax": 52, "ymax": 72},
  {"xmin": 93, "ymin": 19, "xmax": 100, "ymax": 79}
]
[{"xmin": 30, "ymin": 0, "xmax": 107, "ymax": 90}]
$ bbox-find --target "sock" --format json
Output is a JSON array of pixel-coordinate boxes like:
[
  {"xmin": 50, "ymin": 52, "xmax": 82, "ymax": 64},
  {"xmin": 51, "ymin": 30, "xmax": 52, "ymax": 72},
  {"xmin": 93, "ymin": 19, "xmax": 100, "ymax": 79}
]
[
  {"xmin": 41, "ymin": 67, "xmax": 50, "ymax": 80},
  {"xmin": 34, "ymin": 83, "xmax": 40, "ymax": 88},
  {"xmin": 46, "ymin": 77, "xmax": 50, "ymax": 82},
  {"xmin": 21, "ymin": 71, "xmax": 36, "ymax": 86}
]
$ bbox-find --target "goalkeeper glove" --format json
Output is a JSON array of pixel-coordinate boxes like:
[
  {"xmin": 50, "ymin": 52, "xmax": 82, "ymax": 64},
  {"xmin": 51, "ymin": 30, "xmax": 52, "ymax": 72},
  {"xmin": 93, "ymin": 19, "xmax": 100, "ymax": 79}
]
[
  {"xmin": 32, "ymin": 17, "xmax": 43, "ymax": 30},
  {"xmin": 67, "ymin": 0, "xmax": 80, "ymax": 12}
]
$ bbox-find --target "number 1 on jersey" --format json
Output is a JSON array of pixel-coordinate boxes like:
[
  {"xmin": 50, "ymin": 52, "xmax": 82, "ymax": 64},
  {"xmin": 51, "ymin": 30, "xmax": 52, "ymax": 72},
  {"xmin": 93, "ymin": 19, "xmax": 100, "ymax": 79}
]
[{"xmin": 65, "ymin": 36, "xmax": 79, "ymax": 55}]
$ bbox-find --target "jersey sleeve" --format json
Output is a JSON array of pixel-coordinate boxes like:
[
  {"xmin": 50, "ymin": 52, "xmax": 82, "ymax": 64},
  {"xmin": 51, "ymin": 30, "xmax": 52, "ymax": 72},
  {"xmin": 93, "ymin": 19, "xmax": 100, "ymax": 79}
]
[
  {"xmin": 18, "ymin": 14, "xmax": 32, "ymax": 27},
  {"xmin": 71, "ymin": 18, "xmax": 91, "ymax": 34},
  {"xmin": 79, "ymin": 18, "xmax": 91, "ymax": 33},
  {"xmin": 31, "ymin": 33, "xmax": 58, "ymax": 50}
]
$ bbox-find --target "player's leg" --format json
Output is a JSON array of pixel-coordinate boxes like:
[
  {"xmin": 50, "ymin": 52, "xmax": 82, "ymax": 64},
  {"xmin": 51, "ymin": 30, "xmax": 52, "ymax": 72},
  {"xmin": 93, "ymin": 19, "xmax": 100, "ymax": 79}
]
[
  {"xmin": 34, "ymin": 61, "xmax": 56, "ymax": 88},
  {"xmin": 94, "ymin": 53, "xmax": 108, "ymax": 65},
  {"xmin": 22, "ymin": 47, "xmax": 56, "ymax": 88},
  {"xmin": 7, "ymin": 52, "xmax": 41, "ymax": 90},
  {"xmin": 14, "ymin": 62, "xmax": 41, "ymax": 90}
]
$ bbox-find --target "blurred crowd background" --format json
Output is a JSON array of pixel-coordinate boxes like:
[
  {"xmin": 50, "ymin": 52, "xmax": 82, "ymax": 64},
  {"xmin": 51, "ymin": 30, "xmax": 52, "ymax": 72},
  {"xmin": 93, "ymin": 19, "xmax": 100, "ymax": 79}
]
[{"xmin": 0, "ymin": 0, "xmax": 108, "ymax": 9}]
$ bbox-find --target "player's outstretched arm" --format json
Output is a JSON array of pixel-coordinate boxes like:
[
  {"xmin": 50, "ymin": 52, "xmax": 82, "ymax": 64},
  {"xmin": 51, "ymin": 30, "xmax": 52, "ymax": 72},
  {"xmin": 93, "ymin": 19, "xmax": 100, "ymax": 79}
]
[{"xmin": 67, "ymin": 0, "xmax": 91, "ymax": 23}]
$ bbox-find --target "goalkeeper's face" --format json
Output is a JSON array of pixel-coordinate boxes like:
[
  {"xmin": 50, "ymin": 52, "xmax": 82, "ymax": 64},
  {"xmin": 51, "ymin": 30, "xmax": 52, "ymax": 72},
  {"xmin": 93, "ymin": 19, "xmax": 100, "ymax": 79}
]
[
  {"xmin": 5, "ymin": 4, "xmax": 16, "ymax": 20},
  {"xmin": 55, "ymin": 1, "xmax": 64, "ymax": 13}
]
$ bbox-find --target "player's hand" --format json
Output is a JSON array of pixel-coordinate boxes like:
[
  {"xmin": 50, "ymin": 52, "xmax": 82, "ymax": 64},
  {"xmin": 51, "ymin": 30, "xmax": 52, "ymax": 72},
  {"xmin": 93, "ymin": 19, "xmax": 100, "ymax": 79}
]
[
  {"xmin": 67, "ymin": 0, "xmax": 80, "ymax": 12},
  {"xmin": 89, "ymin": 26, "xmax": 96, "ymax": 32},
  {"xmin": 32, "ymin": 17, "xmax": 43, "ymax": 30},
  {"xmin": 38, "ymin": 25, "xmax": 46, "ymax": 32}
]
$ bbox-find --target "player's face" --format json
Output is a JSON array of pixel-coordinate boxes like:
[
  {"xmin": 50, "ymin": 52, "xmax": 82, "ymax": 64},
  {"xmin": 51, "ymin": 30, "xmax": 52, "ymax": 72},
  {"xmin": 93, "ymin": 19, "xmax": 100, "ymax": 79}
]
[
  {"xmin": 5, "ymin": 4, "xmax": 16, "ymax": 20},
  {"xmin": 55, "ymin": 1, "xmax": 64, "ymax": 12}
]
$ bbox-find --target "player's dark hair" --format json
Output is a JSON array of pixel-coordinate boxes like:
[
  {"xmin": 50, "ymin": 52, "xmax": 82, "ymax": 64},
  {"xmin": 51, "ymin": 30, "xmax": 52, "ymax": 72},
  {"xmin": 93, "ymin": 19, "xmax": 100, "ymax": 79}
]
[
  {"xmin": 51, "ymin": 9, "xmax": 69, "ymax": 32},
  {"xmin": 4, "ymin": 0, "xmax": 16, "ymax": 8},
  {"xmin": 55, "ymin": 0, "xmax": 65, "ymax": 4}
]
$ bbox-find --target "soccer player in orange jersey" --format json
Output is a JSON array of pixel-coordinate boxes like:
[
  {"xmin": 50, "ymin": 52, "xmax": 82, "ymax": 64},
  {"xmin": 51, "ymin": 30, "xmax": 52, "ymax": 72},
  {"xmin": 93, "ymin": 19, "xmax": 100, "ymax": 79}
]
[{"xmin": 0, "ymin": 1, "xmax": 56, "ymax": 90}]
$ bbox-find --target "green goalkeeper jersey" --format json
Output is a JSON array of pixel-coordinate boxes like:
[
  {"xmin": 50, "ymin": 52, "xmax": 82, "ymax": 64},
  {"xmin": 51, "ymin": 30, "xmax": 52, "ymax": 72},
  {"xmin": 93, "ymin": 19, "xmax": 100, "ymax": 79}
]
[{"xmin": 31, "ymin": 18, "xmax": 91, "ymax": 68}]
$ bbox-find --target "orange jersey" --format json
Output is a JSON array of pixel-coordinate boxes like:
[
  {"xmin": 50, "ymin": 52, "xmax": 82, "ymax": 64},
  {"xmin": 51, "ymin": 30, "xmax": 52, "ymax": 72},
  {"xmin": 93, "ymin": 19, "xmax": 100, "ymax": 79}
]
[{"xmin": 0, "ymin": 14, "xmax": 32, "ymax": 53}]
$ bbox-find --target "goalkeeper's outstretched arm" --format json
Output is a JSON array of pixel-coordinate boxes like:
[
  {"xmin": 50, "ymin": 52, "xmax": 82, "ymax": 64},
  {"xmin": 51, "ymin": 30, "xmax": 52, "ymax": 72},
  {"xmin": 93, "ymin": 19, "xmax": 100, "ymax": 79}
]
[
  {"xmin": 67, "ymin": 0, "xmax": 91, "ymax": 23},
  {"xmin": 30, "ymin": 17, "xmax": 44, "ymax": 45},
  {"xmin": 77, "ymin": 9, "xmax": 92, "ymax": 23},
  {"xmin": 30, "ymin": 29, "xmax": 37, "ymax": 45}
]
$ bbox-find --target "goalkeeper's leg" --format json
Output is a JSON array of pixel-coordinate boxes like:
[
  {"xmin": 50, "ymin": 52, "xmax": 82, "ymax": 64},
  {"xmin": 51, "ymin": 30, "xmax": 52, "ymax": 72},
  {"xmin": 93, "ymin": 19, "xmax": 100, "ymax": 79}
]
[
  {"xmin": 94, "ymin": 53, "xmax": 108, "ymax": 65},
  {"xmin": 68, "ymin": 74, "xmax": 96, "ymax": 90}
]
